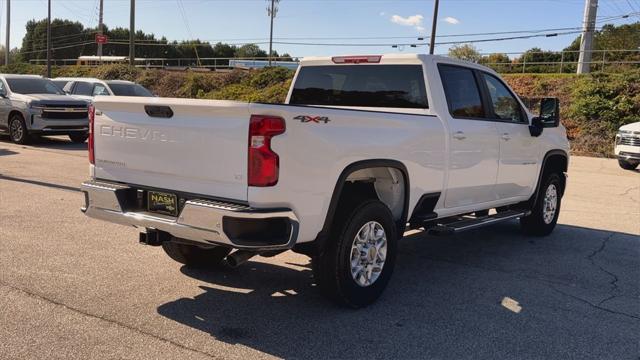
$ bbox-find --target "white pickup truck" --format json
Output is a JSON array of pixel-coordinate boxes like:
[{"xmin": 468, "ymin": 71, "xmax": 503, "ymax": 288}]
[{"xmin": 81, "ymin": 54, "xmax": 569, "ymax": 307}]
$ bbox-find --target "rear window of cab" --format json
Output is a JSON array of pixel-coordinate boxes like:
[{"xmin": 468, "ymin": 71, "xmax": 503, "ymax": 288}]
[{"xmin": 290, "ymin": 65, "xmax": 428, "ymax": 109}]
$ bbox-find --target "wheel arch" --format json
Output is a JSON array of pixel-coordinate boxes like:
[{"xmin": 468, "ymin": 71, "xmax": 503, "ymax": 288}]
[
  {"xmin": 8, "ymin": 110, "xmax": 26, "ymax": 121},
  {"xmin": 294, "ymin": 159, "xmax": 410, "ymax": 256},
  {"xmin": 530, "ymin": 149, "xmax": 568, "ymax": 207}
]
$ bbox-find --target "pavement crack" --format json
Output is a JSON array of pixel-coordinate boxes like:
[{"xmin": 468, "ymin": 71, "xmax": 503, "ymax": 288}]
[
  {"xmin": 586, "ymin": 232, "xmax": 620, "ymax": 297},
  {"xmin": 550, "ymin": 286, "xmax": 640, "ymax": 321},
  {"xmin": 0, "ymin": 281, "xmax": 220, "ymax": 360},
  {"xmin": 618, "ymin": 185, "xmax": 639, "ymax": 198}
]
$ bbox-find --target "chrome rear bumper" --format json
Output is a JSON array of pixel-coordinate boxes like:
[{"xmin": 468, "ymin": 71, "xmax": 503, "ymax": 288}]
[{"xmin": 81, "ymin": 180, "xmax": 299, "ymax": 250}]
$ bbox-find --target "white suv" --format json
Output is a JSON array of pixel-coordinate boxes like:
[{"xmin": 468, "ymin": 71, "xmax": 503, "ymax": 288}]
[
  {"xmin": 53, "ymin": 78, "xmax": 153, "ymax": 101},
  {"xmin": 615, "ymin": 122, "xmax": 640, "ymax": 170}
]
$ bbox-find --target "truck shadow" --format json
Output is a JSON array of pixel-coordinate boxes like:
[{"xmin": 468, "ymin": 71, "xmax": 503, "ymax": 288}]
[
  {"xmin": 0, "ymin": 135, "xmax": 87, "ymax": 151},
  {"xmin": 157, "ymin": 222, "xmax": 640, "ymax": 359}
]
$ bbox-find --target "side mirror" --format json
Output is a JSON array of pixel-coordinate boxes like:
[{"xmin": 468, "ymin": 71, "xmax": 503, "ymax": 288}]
[
  {"xmin": 538, "ymin": 97, "xmax": 560, "ymax": 128},
  {"xmin": 529, "ymin": 97, "xmax": 560, "ymax": 137},
  {"xmin": 529, "ymin": 117, "xmax": 544, "ymax": 137}
]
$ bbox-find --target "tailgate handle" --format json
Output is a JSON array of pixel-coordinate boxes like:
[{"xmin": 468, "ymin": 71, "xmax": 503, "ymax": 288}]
[{"xmin": 144, "ymin": 105, "xmax": 174, "ymax": 118}]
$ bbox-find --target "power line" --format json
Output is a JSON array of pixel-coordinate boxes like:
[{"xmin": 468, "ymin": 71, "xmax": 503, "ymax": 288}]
[
  {"xmin": 101, "ymin": 29, "xmax": 584, "ymax": 48},
  {"xmin": 176, "ymin": 0, "xmax": 201, "ymax": 66}
]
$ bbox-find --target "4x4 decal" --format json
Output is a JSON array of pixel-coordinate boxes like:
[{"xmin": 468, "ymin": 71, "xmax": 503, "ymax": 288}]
[{"xmin": 294, "ymin": 115, "xmax": 331, "ymax": 124}]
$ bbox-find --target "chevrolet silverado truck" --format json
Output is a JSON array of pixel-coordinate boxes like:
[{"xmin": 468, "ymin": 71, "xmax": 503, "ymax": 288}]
[
  {"xmin": 0, "ymin": 74, "xmax": 90, "ymax": 144},
  {"xmin": 81, "ymin": 54, "xmax": 569, "ymax": 307}
]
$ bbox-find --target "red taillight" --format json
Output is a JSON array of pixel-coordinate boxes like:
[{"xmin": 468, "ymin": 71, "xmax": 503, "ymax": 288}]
[
  {"xmin": 88, "ymin": 104, "xmax": 95, "ymax": 165},
  {"xmin": 248, "ymin": 115, "xmax": 285, "ymax": 187},
  {"xmin": 332, "ymin": 55, "xmax": 382, "ymax": 64}
]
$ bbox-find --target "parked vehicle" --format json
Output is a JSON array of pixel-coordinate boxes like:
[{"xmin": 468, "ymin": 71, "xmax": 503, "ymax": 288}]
[
  {"xmin": 53, "ymin": 77, "xmax": 153, "ymax": 101},
  {"xmin": 81, "ymin": 54, "xmax": 570, "ymax": 307},
  {"xmin": 0, "ymin": 74, "xmax": 90, "ymax": 144},
  {"xmin": 615, "ymin": 122, "xmax": 640, "ymax": 170}
]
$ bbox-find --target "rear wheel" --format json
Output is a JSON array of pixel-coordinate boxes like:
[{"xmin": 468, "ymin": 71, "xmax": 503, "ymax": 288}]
[
  {"xmin": 312, "ymin": 200, "xmax": 398, "ymax": 308},
  {"xmin": 69, "ymin": 133, "xmax": 89, "ymax": 143},
  {"xmin": 9, "ymin": 114, "xmax": 30, "ymax": 144},
  {"xmin": 161, "ymin": 240, "xmax": 231, "ymax": 268},
  {"xmin": 520, "ymin": 172, "xmax": 563, "ymax": 236},
  {"xmin": 618, "ymin": 159, "xmax": 639, "ymax": 170}
]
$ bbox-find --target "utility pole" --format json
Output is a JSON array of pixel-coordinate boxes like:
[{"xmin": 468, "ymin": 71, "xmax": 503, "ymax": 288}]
[
  {"xmin": 129, "ymin": 0, "xmax": 135, "ymax": 66},
  {"xmin": 97, "ymin": 0, "xmax": 104, "ymax": 59},
  {"xmin": 5, "ymin": 0, "xmax": 9, "ymax": 65},
  {"xmin": 429, "ymin": 0, "xmax": 440, "ymax": 55},
  {"xmin": 267, "ymin": 0, "xmax": 279, "ymax": 66},
  {"xmin": 4, "ymin": 0, "xmax": 11, "ymax": 65},
  {"xmin": 47, "ymin": 0, "xmax": 51, "ymax": 77},
  {"xmin": 577, "ymin": 0, "xmax": 598, "ymax": 74}
]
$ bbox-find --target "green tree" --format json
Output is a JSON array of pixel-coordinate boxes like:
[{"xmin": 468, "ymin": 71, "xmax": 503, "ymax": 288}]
[
  {"xmin": 515, "ymin": 47, "xmax": 562, "ymax": 73},
  {"xmin": 480, "ymin": 53, "xmax": 513, "ymax": 73},
  {"xmin": 21, "ymin": 19, "xmax": 85, "ymax": 61},
  {"xmin": 236, "ymin": 44, "xmax": 268, "ymax": 58},
  {"xmin": 448, "ymin": 44, "xmax": 482, "ymax": 62},
  {"xmin": 212, "ymin": 42, "xmax": 237, "ymax": 58},
  {"xmin": 563, "ymin": 22, "xmax": 640, "ymax": 70}
]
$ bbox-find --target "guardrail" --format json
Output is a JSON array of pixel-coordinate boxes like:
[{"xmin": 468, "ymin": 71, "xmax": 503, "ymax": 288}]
[
  {"xmin": 479, "ymin": 49, "xmax": 640, "ymax": 73},
  {"xmin": 28, "ymin": 57, "xmax": 301, "ymax": 70}
]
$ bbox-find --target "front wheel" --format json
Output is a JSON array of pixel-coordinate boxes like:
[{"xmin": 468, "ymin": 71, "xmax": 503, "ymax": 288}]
[
  {"xmin": 9, "ymin": 115, "xmax": 30, "ymax": 144},
  {"xmin": 312, "ymin": 200, "xmax": 398, "ymax": 308},
  {"xmin": 69, "ymin": 133, "xmax": 89, "ymax": 143},
  {"xmin": 618, "ymin": 159, "xmax": 639, "ymax": 170},
  {"xmin": 161, "ymin": 240, "xmax": 231, "ymax": 268},
  {"xmin": 520, "ymin": 173, "xmax": 563, "ymax": 236}
]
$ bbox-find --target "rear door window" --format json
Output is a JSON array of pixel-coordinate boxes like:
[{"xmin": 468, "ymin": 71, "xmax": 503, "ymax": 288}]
[
  {"xmin": 289, "ymin": 65, "xmax": 428, "ymax": 109},
  {"xmin": 438, "ymin": 65, "xmax": 485, "ymax": 119},
  {"xmin": 73, "ymin": 81, "xmax": 94, "ymax": 96},
  {"xmin": 93, "ymin": 84, "xmax": 110, "ymax": 96}
]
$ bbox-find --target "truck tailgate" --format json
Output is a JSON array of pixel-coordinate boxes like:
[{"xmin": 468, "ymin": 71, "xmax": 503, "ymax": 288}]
[{"xmin": 92, "ymin": 97, "xmax": 250, "ymax": 201}]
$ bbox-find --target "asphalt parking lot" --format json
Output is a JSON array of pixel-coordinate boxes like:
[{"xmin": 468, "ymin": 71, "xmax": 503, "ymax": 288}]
[{"xmin": 1, "ymin": 136, "xmax": 638, "ymax": 360}]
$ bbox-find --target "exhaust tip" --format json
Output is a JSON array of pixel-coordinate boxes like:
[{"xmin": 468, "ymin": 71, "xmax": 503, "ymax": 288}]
[{"xmin": 226, "ymin": 250, "xmax": 258, "ymax": 268}]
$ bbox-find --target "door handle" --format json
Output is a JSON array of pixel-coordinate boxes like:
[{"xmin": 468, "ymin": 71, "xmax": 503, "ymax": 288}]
[
  {"xmin": 453, "ymin": 131, "xmax": 466, "ymax": 140},
  {"xmin": 501, "ymin": 133, "xmax": 511, "ymax": 141}
]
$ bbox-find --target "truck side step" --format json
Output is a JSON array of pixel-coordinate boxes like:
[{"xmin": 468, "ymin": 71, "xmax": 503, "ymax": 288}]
[{"xmin": 426, "ymin": 210, "xmax": 529, "ymax": 236}]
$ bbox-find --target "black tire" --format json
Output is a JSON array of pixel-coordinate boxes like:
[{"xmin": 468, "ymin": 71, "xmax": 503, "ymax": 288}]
[
  {"xmin": 618, "ymin": 159, "xmax": 639, "ymax": 170},
  {"xmin": 69, "ymin": 133, "xmax": 89, "ymax": 143},
  {"xmin": 161, "ymin": 240, "xmax": 231, "ymax": 268},
  {"xmin": 520, "ymin": 172, "xmax": 563, "ymax": 236},
  {"xmin": 312, "ymin": 200, "xmax": 398, "ymax": 308},
  {"xmin": 8, "ymin": 114, "xmax": 30, "ymax": 145}
]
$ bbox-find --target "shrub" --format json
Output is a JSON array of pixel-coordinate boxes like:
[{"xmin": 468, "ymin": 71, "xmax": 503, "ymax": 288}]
[
  {"xmin": 0, "ymin": 63, "xmax": 45, "ymax": 75},
  {"xmin": 176, "ymin": 72, "xmax": 221, "ymax": 98},
  {"xmin": 90, "ymin": 64, "xmax": 141, "ymax": 81},
  {"xmin": 566, "ymin": 70, "xmax": 640, "ymax": 156},
  {"xmin": 153, "ymin": 72, "xmax": 187, "ymax": 97},
  {"xmin": 247, "ymin": 67, "xmax": 294, "ymax": 89},
  {"xmin": 54, "ymin": 65, "xmax": 93, "ymax": 78}
]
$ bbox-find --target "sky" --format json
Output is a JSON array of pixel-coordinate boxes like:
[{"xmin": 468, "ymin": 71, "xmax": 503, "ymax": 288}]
[{"xmin": 1, "ymin": 0, "xmax": 638, "ymax": 58}]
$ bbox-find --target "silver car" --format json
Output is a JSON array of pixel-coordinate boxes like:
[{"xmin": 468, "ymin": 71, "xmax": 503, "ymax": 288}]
[{"xmin": 0, "ymin": 74, "xmax": 90, "ymax": 144}]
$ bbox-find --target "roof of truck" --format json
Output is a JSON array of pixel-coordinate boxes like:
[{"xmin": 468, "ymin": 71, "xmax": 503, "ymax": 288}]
[
  {"xmin": 53, "ymin": 77, "xmax": 102, "ymax": 82},
  {"xmin": 298, "ymin": 53, "xmax": 497, "ymax": 74},
  {"xmin": 104, "ymin": 80, "xmax": 135, "ymax": 85}
]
